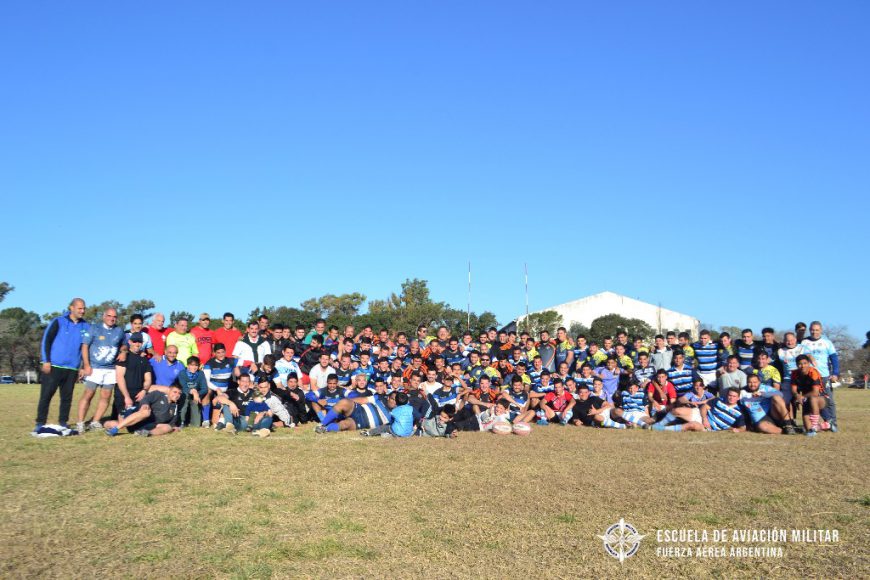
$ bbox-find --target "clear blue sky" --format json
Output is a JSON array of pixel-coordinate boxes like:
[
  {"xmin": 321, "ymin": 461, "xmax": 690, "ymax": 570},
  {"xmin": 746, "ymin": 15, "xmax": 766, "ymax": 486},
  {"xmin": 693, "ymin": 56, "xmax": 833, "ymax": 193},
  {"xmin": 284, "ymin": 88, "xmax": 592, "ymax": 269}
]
[{"xmin": 1, "ymin": 1, "xmax": 868, "ymax": 335}]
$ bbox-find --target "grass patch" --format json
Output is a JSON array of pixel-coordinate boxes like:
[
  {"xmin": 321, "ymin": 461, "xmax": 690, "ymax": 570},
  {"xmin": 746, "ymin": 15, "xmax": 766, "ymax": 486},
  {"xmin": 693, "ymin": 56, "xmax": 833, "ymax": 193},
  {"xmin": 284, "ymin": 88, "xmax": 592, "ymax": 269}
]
[
  {"xmin": 1, "ymin": 386, "xmax": 868, "ymax": 578},
  {"xmin": 694, "ymin": 513, "xmax": 725, "ymax": 526},
  {"xmin": 327, "ymin": 517, "xmax": 365, "ymax": 533}
]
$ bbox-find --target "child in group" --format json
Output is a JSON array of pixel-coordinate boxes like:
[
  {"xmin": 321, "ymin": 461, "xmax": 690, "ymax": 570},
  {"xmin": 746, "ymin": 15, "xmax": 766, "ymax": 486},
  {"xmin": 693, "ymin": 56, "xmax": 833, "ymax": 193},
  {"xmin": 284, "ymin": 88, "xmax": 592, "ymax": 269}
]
[
  {"xmin": 176, "ymin": 356, "xmax": 209, "ymax": 427},
  {"xmin": 419, "ymin": 404, "xmax": 455, "ymax": 437},
  {"xmin": 445, "ymin": 398, "xmax": 511, "ymax": 437},
  {"xmin": 361, "ymin": 392, "xmax": 421, "ymax": 437}
]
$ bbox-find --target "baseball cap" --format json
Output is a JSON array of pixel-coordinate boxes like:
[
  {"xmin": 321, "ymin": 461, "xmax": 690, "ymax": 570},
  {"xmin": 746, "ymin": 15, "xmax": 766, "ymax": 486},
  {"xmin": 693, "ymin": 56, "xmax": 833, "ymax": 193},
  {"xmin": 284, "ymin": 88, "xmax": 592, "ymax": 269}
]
[
  {"xmin": 199, "ymin": 312, "xmax": 210, "ymax": 321},
  {"xmin": 129, "ymin": 332, "xmax": 144, "ymax": 343}
]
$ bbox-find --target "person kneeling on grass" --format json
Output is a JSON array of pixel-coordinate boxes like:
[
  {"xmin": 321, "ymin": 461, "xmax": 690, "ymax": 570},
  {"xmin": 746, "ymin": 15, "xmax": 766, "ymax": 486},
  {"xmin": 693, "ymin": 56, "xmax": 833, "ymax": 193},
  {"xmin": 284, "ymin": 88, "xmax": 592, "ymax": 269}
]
[
  {"xmin": 360, "ymin": 391, "xmax": 421, "ymax": 437},
  {"xmin": 104, "ymin": 384, "xmax": 182, "ymax": 437},
  {"xmin": 652, "ymin": 387, "xmax": 746, "ymax": 433},
  {"xmin": 443, "ymin": 398, "xmax": 511, "ymax": 437},
  {"xmin": 212, "ymin": 373, "xmax": 255, "ymax": 433},
  {"xmin": 738, "ymin": 374, "xmax": 798, "ymax": 435}
]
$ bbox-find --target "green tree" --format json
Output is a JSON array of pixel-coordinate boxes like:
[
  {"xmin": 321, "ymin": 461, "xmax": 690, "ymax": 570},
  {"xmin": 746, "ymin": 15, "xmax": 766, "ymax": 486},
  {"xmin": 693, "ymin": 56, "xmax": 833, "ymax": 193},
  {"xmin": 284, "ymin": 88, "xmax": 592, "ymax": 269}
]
[
  {"xmin": 0, "ymin": 307, "xmax": 43, "ymax": 373},
  {"xmin": 169, "ymin": 310, "xmax": 195, "ymax": 325},
  {"xmin": 368, "ymin": 279, "xmax": 447, "ymax": 334},
  {"xmin": 518, "ymin": 311, "xmax": 563, "ymax": 336},
  {"xmin": 568, "ymin": 322, "xmax": 591, "ymax": 338},
  {"xmin": 0, "ymin": 282, "xmax": 13, "ymax": 304},
  {"xmin": 300, "ymin": 293, "xmax": 366, "ymax": 319},
  {"xmin": 588, "ymin": 314, "xmax": 653, "ymax": 344}
]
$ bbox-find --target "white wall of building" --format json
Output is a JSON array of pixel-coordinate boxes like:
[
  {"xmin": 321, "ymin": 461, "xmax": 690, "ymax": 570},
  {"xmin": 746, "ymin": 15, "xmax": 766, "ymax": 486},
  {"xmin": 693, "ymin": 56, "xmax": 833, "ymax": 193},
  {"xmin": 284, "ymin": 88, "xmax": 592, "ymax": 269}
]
[{"xmin": 519, "ymin": 291, "xmax": 700, "ymax": 338}]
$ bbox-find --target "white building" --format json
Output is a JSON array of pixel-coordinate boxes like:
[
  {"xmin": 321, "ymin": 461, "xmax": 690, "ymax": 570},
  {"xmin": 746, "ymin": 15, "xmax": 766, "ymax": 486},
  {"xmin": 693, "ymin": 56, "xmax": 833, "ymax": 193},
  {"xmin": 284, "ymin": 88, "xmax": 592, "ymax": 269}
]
[{"xmin": 517, "ymin": 291, "xmax": 700, "ymax": 338}]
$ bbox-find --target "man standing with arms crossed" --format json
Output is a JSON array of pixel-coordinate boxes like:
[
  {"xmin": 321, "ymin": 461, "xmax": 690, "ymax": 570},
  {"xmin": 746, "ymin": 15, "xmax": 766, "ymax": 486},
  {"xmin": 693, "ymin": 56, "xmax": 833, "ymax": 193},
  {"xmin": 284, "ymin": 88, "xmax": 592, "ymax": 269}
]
[
  {"xmin": 36, "ymin": 298, "xmax": 91, "ymax": 432},
  {"xmin": 76, "ymin": 308, "xmax": 124, "ymax": 432}
]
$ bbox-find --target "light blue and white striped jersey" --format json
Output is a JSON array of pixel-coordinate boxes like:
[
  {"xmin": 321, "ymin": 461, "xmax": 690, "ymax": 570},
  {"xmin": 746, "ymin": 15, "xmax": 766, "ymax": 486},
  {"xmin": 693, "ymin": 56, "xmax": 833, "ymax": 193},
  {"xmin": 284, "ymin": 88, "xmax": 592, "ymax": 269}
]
[{"xmin": 706, "ymin": 399, "xmax": 745, "ymax": 431}]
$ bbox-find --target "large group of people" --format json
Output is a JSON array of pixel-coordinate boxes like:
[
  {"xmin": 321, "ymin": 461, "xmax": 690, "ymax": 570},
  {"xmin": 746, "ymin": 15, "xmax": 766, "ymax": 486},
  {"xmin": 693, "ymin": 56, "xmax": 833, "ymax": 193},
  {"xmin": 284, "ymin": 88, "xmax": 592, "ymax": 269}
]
[{"xmin": 34, "ymin": 298, "xmax": 841, "ymax": 439}]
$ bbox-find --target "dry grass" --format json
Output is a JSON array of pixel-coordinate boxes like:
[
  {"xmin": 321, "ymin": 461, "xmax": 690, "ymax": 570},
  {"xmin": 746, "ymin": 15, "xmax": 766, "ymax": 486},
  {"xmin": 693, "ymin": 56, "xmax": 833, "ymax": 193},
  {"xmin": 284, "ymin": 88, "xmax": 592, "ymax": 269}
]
[{"xmin": 1, "ymin": 385, "xmax": 868, "ymax": 578}]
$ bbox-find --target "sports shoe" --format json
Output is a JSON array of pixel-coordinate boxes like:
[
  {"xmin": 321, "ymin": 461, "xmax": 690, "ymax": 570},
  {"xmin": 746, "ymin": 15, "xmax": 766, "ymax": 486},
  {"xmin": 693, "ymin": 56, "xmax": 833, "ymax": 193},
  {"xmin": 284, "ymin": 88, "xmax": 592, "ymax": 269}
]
[
  {"xmin": 314, "ymin": 425, "xmax": 328, "ymax": 434},
  {"xmin": 224, "ymin": 423, "xmax": 237, "ymax": 434},
  {"xmin": 106, "ymin": 427, "xmax": 119, "ymax": 437},
  {"xmin": 256, "ymin": 428, "xmax": 271, "ymax": 438},
  {"xmin": 819, "ymin": 421, "xmax": 830, "ymax": 431},
  {"xmin": 782, "ymin": 423, "xmax": 797, "ymax": 435},
  {"xmin": 359, "ymin": 430, "xmax": 370, "ymax": 437},
  {"xmin": 829, "ymin": 423, "xmax": 838, "ymax": 433},
  {"xmin": 201, "ymin": 421, "xmax": 210, "ymax": 428},
  {"xmin": 76, "ymin": 422, "xmax": 86, "ymax": 433},
  {"xmin": 134, "ymin": 429, "xmax": 150, "ymax": 437},
  {"xmin": 536, "ymin": 419, "xmax": 548, "ymax": 426},
  {"xmin": 805, "ymin": 429, "xmax": 817, "ymax": 437},
  {"xmin": 651, "ymin": 424, "xmax": 666, "ymax": 432},
  {"xmin": 88, "ymin": 421, "xmax": 103, "ymax": 431},
  {"xmin": 215, "ymin": 422, "xmax": 226, "ymax": 431}
]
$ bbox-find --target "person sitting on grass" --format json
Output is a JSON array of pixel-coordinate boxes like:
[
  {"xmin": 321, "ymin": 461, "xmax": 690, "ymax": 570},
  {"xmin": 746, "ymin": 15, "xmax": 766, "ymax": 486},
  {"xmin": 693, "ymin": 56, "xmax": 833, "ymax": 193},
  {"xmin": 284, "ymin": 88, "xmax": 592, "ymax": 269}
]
[
  {"xmin": 443, "ymin": 398, "xmax": 511, "ymax": 437},
  {"xmin": 646, "ymin": 369, "xmax": 677, "ymax": 421},
  {"xmin": 739, "ymin": 374, "xmax": 798, "ymax": 435},
  {"xmin": 255, "ymin": 379, "xmax": 293, "ymax": 430},
  {"xmin": 419, "ymin": 404, "xmax": 456, "ymax": 437},
  {"xmin": 791, "ymin": 354, "xmax": 830, "ymax": 437},
  {"xmin": 569, "ymin": 383, "xmax": 614, "ymax": 428},
  {"xmin": 540, "ymin": 379, "xmax": 575, "ymax": 425},
  {"xmin": 360, "ymin": 391, "xmax": 421, "ymax": 437},
  {"xmin": 677, "ymin": 377, "xmax": 715, "ymax": 411},
  {"xmin": 307, "ymin": 375, "xmax": 346, "ymax": 422},
  {"xmin": 212, "ymin": 373, "xmax": 255, "ymax": 433},
  {"xmin": 104, "ymin": 384, "xmax": 182, "ymax": 437},
  {"xmin": 502, "ymin": 376, "xmax": 531, "ymax": 423},
  {"xmin": 611, "ymin": 381, "xmax": 654, "ymax": 428},
  {"xmin": 176, "ymin": 356, "xmax": 209, "ymax": 428},
  {"xmin": 653, "ymin": 387, "xmax": 746, "ymax": 433},
  {"xmin": 314, "ymin": 378, "xmax": 390, "ymax": 434}
]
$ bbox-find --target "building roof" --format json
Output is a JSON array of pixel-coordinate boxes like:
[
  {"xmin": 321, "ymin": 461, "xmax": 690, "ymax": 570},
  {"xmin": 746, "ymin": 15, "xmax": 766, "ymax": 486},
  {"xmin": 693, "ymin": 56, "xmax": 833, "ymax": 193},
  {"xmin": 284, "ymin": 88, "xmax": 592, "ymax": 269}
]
[{"xmin": 525, "ymin": 291, "xmax": 697, "ymax": 321}]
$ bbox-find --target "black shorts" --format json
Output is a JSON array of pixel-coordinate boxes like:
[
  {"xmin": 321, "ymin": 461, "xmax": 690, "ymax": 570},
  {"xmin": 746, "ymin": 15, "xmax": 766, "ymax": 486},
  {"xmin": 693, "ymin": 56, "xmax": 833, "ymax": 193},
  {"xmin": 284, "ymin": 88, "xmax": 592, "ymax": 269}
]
[{"xmin": 127, "ymin": 420, "xmax": 158, "ymax": 433}]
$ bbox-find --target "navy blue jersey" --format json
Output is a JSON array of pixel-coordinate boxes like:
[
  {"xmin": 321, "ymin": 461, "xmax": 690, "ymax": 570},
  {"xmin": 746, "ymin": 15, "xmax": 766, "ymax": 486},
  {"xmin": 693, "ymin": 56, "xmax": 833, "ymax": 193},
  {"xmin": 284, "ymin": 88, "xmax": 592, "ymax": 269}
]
[
  {"xmin": 317, "ymin": 387, "xmax": 346, "ymax": 410},
  {"xmin": 334, "ymin": 368, "xmax": 353, "ymax": 388},
  {"xmin": 430, "ymin": 386, "xmax": 460, "ymax": 410}
]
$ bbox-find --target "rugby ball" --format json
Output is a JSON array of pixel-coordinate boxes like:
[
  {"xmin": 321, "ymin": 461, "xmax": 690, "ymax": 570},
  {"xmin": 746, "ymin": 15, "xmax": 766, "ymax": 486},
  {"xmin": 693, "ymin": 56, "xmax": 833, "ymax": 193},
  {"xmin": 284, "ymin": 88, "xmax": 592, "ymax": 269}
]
[
  {"xmin": 512, "ymin": 422, "xmax": 532, "ymax": 436},
  {"xmin": 491, "ymin": 422, "xmax": 513, "ymax": 436}
]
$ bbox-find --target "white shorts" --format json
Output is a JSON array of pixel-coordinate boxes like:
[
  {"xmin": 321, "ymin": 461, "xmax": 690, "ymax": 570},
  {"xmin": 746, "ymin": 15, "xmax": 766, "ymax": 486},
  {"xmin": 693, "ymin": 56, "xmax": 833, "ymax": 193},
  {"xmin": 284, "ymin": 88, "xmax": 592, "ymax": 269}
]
[
  {"xmin": 688, "ymin": 407, "xmax": 703, "ymax": 424},
  {"xmin": 623, "ymin": 410, "xmax": 649, "ymax": 423},
  {"xmin": 698, "ymin": 371, "xmax": 717, "ymax": 388},
  {"xmin": 84, "ymin": 368, "xmax": 116, "ymax": 388}
]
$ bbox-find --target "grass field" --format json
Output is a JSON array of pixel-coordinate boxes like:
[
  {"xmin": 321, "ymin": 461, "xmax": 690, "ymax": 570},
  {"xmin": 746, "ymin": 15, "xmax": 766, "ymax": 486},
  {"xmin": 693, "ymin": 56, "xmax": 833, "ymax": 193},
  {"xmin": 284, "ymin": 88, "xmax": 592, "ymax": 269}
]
[{"xmin": 1, "ymin": 385, "xmax": 868, "ymax": 578}]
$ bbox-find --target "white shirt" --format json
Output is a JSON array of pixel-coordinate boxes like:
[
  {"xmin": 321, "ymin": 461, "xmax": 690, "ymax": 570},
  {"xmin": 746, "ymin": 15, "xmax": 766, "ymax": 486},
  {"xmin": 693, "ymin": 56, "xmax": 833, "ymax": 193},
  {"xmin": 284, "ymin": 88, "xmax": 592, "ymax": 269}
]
[
  {"xmin": 422, "ymin": 380, "xmax": 443, "ymax": 396},
  {"xmin": 309, "ymin": 364, "xmax": 336, "ymax": 390}
]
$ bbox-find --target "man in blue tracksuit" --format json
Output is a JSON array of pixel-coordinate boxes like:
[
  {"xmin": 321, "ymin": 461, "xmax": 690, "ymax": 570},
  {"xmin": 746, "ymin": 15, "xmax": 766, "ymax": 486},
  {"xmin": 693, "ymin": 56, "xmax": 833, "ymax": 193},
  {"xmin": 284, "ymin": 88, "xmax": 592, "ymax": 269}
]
[{"xmin": 36, "ymin": 298, "xmax": 91, "ymax": 431}]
